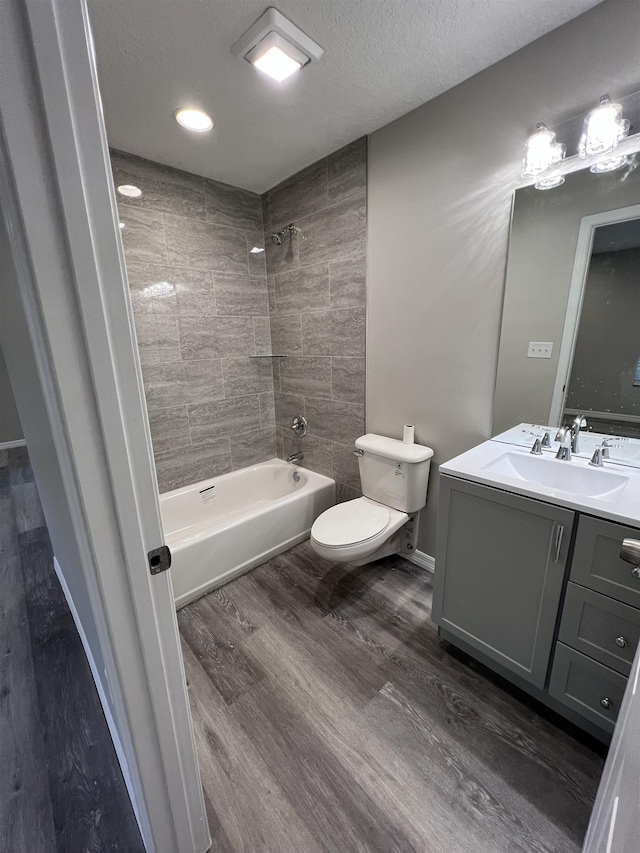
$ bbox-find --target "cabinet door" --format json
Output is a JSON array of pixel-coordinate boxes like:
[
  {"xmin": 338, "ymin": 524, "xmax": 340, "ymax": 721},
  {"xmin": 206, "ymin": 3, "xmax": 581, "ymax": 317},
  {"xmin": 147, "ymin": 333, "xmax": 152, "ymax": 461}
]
[
  {"xmin": 433, "ymin": 476, "xmax": 575, "ymax": 688},
  {"xmin": 571, "ymin": 515, "xmax": 640, "ymax": 608}
]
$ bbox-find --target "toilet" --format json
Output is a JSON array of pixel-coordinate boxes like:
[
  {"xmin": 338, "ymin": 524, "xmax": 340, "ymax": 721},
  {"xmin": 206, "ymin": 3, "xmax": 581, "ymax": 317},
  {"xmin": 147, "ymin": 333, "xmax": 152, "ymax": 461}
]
[{"xmin": 310, "ymin": 433, "xmax": 434, "ymax": 566}]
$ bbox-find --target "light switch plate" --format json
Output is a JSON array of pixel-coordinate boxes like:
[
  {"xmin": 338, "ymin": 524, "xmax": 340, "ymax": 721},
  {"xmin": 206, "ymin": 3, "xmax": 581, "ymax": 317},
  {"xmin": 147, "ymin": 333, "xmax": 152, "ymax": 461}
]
[{"xmin": 527, "ymin": 342, "xmax": 553, "ymax": 359}]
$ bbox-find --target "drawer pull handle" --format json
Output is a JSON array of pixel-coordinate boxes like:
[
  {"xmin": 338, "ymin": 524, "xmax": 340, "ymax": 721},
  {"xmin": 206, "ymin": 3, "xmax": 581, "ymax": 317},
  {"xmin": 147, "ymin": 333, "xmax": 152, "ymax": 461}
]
[
  {"xmin": 600, "ymin": 697, "xmax": 613, "ymax": 711},
  {"xmin": 615, "ymin": 636, "xmax": 628, "ymax": 649},
  {"xmin": 632, "ymin": 567, "xmax": 640, "ymax": 580},
  {"xmin": 553, "ymin": 524, "xmax": 564, "ymax": 564}
]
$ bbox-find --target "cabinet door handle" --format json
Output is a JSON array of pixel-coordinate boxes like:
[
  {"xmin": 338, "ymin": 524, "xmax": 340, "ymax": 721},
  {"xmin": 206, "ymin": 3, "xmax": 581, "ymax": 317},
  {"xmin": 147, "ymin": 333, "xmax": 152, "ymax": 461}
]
[
  {"xmin": 600, "ymin": 697, "xmax": 613, "ymax": 711},
  {"xmin": 615, "ymin": 636, "xmax": 628, "ymax": 649},
  {"xmin": 553, "ymin": 524, "xmax": 564, "ymax": 563}
]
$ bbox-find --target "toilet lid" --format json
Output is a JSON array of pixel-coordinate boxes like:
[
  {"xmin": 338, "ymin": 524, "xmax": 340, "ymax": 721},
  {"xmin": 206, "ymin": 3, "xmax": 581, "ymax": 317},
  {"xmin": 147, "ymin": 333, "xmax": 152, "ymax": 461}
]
[{"xmin": 312, "ymin": 500, "xmax": 390, "ymax": 547}]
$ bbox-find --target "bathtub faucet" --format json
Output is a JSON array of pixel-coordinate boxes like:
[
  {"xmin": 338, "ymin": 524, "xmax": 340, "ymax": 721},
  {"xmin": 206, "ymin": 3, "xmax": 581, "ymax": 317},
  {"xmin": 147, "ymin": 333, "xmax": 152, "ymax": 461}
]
[{"xmin": 286, "ymin": 452, "xmax": 304, "ymax": 464}]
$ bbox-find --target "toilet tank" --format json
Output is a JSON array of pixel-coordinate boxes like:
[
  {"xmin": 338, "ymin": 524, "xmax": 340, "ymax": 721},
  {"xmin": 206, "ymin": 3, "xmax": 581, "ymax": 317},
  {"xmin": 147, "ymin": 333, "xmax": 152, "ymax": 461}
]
[{"xmin": 355, "ymin": 434, "xmax": 434, "ymax": 513}]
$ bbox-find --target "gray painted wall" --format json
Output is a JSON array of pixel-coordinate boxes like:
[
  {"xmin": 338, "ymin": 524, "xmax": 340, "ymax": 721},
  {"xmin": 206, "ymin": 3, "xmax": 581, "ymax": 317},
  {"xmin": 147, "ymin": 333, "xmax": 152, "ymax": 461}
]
[
  {"xmin": 0, "ymin": 344, "xmax": 23, "ymax": 442},
  {"xmin": 493, "ymin": 167, "xmax": 640, "ymax": 435},
  {"xmin": 262, "ymin": 138, "xmax": 367, "ymax": 501},
  {"xmin": 112, "ymin": 151, "xmax": 275, "ymax": 493},
  {"xmin": 367, "ymin": 0, "xmax": 640, "ymax": 555},
  {"xmin": 566, "ymin": 247, "xmax": 640, "ymax": 417}
]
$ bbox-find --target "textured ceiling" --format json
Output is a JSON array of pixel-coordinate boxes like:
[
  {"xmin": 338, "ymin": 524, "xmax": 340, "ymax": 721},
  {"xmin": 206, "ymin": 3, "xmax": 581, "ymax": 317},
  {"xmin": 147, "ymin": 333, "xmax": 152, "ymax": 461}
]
[{"xmin": 88, "ymin": 0, "xmax": 603, "ymax": 193}]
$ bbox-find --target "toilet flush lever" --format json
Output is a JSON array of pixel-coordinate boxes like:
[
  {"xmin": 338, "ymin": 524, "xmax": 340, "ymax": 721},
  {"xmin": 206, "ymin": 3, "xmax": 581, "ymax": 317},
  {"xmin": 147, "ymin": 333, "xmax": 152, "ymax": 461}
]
[{"xmin": 353, "ymin": 449, "xmax": 364, "ymax": 457}]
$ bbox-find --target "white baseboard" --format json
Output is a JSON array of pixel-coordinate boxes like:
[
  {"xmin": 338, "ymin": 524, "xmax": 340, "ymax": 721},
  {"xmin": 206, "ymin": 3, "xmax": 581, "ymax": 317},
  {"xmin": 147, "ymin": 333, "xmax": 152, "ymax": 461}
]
[
  {"xmin": 53, "ymin": 556, "xmax": 141, "ymax": 833},
  {"xmin": 407, "ymin": 549, "xmax": 435, "ymax": 573}
]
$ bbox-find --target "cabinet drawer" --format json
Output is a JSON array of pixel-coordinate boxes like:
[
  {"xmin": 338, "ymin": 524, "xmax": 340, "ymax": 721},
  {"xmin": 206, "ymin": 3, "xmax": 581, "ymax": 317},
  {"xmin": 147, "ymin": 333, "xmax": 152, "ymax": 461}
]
[
  {"xmin": 559, "ymin": 583, "xmax": 640, "ymax": 676},
  {"xmin": 548, "ymin": 643, "xmax": 627, "ymax": 734},
  {"xmin": 571, "ymin": 516, "xmax": 640, "ymax": 608}
]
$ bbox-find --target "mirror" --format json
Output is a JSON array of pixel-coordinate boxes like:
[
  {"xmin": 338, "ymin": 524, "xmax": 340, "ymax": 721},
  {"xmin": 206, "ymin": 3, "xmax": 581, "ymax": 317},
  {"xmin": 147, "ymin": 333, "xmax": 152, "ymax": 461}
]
[{"xmin": 493, "ymin": 161, "xmax": 640, "ymax": 464}]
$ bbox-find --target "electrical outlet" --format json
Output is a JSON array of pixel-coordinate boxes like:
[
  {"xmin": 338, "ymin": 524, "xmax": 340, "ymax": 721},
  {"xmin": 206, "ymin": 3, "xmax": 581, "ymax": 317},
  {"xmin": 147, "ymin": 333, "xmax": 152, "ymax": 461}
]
[{"xmin": 527, "ymin": 341, "xmax": 553, "ymax": 359}]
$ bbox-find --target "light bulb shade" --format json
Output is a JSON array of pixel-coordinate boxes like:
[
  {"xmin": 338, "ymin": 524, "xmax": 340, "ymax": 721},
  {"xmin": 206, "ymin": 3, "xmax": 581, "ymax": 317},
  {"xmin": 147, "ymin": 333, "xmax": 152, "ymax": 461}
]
[
  {"xmin": 578, "ymin": 95, "xmax": 630, "ymax": 159},
  {"xmin": 522, "ymin": 124, "xmax": 566, "ymax": 179}
]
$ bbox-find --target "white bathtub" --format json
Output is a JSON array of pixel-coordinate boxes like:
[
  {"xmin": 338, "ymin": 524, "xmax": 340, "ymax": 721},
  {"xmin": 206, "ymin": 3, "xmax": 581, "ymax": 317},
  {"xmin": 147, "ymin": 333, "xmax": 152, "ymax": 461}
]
[{"xmin": 160, "ymin": 459, "xmax": 335, "ymax": 609}]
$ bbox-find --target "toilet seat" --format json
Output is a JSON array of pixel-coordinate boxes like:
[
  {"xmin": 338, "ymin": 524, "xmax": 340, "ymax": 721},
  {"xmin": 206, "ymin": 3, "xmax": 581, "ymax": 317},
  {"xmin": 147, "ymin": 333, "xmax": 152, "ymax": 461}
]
[{"xmin": 311, "ymin": 499, "xmax": 390, "ymax": 547}]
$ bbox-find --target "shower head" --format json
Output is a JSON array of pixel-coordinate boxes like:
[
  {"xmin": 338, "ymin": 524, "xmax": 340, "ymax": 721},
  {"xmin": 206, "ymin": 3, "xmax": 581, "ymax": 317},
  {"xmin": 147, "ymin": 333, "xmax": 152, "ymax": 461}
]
[{"xmin": 271, "ymin": 223, "xmax": 305, "ymax": 246}]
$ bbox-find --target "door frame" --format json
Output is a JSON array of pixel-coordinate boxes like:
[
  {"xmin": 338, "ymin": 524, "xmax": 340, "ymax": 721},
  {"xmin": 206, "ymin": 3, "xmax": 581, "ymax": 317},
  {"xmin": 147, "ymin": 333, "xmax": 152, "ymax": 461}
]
[{"xmin": 0, "ymin": 1, "xmax": 209, "ymax": 851}]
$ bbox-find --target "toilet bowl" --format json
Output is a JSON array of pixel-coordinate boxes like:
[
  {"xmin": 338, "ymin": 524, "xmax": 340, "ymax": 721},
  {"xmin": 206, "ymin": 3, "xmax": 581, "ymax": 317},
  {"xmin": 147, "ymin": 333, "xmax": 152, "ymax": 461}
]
[
  {"xmin": 310, "ymin": 496, "xmax": 410, "ymax": 565},
  {"xmin": 310, "ymin": 433, "xmax": 434, "ymax": 566}
]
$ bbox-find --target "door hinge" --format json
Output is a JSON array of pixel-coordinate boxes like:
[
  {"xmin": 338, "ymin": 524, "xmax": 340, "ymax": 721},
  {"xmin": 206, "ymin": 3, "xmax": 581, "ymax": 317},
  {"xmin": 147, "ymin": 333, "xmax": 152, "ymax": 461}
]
[{"xmin": 148, "ymin": 544, "xmax": 172, "ymax": 576}]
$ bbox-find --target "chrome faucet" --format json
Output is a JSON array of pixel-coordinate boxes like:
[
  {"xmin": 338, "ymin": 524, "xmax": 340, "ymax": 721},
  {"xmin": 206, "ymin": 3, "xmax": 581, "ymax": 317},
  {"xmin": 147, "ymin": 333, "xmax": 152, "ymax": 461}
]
[
  {"xmin": 286, "ymin": 451, "xmax": 304, "ymax": 464},
  {"xmin": 570, "ymin": 414, "xmax": 587, "ymax": 453},
  {"xmin": 555, "ymin": 427, "xmax": 571, "ymax": 461}
]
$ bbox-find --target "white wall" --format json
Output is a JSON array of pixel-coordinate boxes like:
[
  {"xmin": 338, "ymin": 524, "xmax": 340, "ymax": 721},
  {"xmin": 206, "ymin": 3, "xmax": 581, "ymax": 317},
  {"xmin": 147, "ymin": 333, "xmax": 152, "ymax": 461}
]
[
  {"xmin": 0, "ymin": 344, "xmax": 23, "ymax": 443},
  {"xmin": 367, "ymin": 0, "xmax": 640, "ymax": 555}
]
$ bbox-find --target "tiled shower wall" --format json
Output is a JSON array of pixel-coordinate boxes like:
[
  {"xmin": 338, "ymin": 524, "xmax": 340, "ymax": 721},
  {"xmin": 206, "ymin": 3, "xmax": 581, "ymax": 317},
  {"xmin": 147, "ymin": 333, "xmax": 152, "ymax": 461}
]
[
  {"xmin": 112, "ymin": 151, "xmax": 275, "ymax": 493},
  {"xmin": 262, "ymin": 138, "xmax": 367, "ymax": 502}
]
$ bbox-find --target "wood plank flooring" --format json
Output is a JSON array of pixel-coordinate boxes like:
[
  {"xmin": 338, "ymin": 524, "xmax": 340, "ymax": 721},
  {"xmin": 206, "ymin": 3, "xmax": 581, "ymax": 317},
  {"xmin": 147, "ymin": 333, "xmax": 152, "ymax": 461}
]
[
  {"xmin": 0, "ymin": 446, "xmax": 144, "ymax": 853},
  {"xmin": 180, "ymin": 541, "xmax": 606, "ymax": 853}
]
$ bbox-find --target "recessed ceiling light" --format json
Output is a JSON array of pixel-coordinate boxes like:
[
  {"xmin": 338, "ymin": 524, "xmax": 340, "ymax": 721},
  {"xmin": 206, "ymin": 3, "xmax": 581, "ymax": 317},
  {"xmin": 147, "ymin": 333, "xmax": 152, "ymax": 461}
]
[
  {"xmin": 117, "ymin": 184, "xmax": 142, "ymax": 198},
  {"xmin": 175, "ymin": 108, "xmax": 214, "ymax": 132},
  {"xmin": 232, "ymin": 7, "xmax": 323, "ymax": 82},
  {"xmin": 250, "ymin": 246, "xmax": 265, "ymax": 254}
]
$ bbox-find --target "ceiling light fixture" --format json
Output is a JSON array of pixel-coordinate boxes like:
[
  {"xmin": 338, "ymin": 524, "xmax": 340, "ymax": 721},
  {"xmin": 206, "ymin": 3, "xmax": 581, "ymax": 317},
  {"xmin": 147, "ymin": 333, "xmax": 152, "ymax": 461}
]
[
  {"xmin": 117, "ymin": 184, "xmax": 142, "ymax": 198},
  {"xmin": 232, "ymin": 7, "xmax": 323, "ymax": 82},
  {"xmin": 175, "ymin": 108, "xmax": 214, "ymax": 132}
]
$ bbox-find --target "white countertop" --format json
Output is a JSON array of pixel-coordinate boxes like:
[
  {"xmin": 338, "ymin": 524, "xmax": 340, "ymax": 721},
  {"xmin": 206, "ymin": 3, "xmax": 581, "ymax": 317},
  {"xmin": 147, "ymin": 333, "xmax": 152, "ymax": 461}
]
[{"xmin": 440, "ymin": 436, "xmax": 640, "ymax": 529}]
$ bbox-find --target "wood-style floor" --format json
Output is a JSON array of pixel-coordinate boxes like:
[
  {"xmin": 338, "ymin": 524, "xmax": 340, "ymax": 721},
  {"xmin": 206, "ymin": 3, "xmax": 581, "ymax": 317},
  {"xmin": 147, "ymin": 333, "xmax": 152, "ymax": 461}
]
[
  {"xmin": 0, "ymin": 446, "xmax": 144, "ymax": 853},
  {"xmin": 180, "ymin": 540, "xmax": 606, "ymax": 853}
]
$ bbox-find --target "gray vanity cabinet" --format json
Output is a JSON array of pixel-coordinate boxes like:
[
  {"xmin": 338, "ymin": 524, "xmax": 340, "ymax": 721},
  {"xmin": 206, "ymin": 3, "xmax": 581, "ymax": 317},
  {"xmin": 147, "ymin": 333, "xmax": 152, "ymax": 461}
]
[{"xmin": 433, "ymin": 476, "xmax": 575, "ymax": 688}]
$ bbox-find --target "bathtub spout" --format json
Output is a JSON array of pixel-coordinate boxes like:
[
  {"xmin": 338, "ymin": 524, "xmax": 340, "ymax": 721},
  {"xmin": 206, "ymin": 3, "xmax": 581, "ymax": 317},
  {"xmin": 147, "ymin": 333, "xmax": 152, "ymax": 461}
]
[{"xmin": 286, "ymin": 452, "xmax": 304, "ymax": 464}]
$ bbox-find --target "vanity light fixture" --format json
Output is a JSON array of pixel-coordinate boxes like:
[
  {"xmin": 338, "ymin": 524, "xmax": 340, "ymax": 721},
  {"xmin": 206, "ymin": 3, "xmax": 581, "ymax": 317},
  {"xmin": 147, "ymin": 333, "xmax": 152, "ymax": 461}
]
[
  {"xmin": 522, "ymin": 123, "xmax": 566, "ymax": 190},
  {"xmin": 175, "ymin": 108, "xmax": 214, "ymax": 132},
  {"xmin": 579, "ymin": 95, "xmax": 630, "ymax": 172},
  {"xmin": 117, "ymin": 184, "xmax": 142, "ymax": 198},
  {"xmin": 231, "ymin": 7, "xmax": 323, "ymax": 82}
]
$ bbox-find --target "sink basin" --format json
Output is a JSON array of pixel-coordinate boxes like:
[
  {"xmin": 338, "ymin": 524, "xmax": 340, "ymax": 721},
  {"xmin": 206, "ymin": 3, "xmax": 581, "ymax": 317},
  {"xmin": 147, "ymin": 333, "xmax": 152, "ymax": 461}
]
[{"xmin": 482, "ymin": 452, "xmax": 630, "ymax": 503}]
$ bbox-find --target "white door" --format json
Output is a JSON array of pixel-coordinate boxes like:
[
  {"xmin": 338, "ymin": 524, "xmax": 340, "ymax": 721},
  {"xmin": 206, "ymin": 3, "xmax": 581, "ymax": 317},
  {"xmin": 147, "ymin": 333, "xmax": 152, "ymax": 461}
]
[{"xmin": 0, "ymin": 1, "xmax": 209, "ymax": 851}]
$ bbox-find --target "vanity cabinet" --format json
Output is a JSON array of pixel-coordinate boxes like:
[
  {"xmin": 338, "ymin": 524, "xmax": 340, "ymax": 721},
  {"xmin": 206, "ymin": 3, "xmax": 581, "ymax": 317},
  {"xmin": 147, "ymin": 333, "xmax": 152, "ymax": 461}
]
[
  {"xmin": 432, "ymin": 477, "xmax": 574, "ymax": 689},
  {"xmin": 434, "ymin": 475, "xmax": 640, "ymax": 740}
]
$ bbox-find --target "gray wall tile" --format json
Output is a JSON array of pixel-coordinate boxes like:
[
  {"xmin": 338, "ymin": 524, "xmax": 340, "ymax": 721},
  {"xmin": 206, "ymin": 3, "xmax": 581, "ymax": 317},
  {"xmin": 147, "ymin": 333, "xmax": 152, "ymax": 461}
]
[
  {"xmin": 302, "ymin": 308, "xmax": 365, "ymax": 357},
  {"xmin": 280, "ymin": 357, "xmax": 331, "ymax": 398},
  {"xmin": 299, "ymin": 196, "xmax": 366, "ymax": 267},
  {"xmin": 247, "ymin": 234, "xmax": 267, "ymax": 276},
  {"xmin": 259, "ymin": 391, "xmax": 275, "ymax": 428},
  {"xmin": 155, "ymin": 439, "xmax": 231, "ymax": 493},
  {"xmin": 205, "ymin": 179, "xmax": 263, "ymax": 231},
  {"xmin": 331, "ymin": 357, "xmax": 365, "ymax": 404},
  {"xmin": 164, "ymin": 213, "xmax": 248, "ymax": 273},
  {"xmin": 112, "ymin": 150, "xmax": 206, "ymax": 220},
  {"xmin": 184, "ymin": 360, "xmax": 225, "ymax": 404},
  {"xmin": 223, "ymin": 358, "xmax": 274, "ymax": 397},
  {"xmin": 230, "ymin": 428, "xmax": 276, "ymax": 469},
  {"xmin": 134, "ymin": 315, "xmax": 180, "ymax": 365},
  {"xmin": 282, "ymin": 431, "xmax": 333, "ymax": 478},
  {"xmin": 274, "ymin": 264, "xmax": 330, "ymax": 314},
  {"xmin": 275, "ymin": 426, "xmax": 284, "ymax": 459},
  {"xmin": 148, "ymin": 406, "xmax": 190, "ymax": 452},
  {"xmin": 328, "ymin": 138, "xmax": 367, "ymax": 205},
  {"xmin": 114, "ymin": 151, "xmax": 274, "ymax": 491},
  {"xmin": 267, "ymin": 159, "xmax": 328, "ymax": 229},
  {"xmin": 335, "ymin": 482, "xmax": 362, "ymax": 503},
  {"xmin": 274, "ymin": 392, "xmax": 305, "ymax": 429},
  {"xmin": 304, "ymin": 398, "xmax": 364, "ymax": 445},
  {"xmin": 214, "ymin": 274, "xmax": 268, "ymax": 316},
  {"xmin": 253, "ymin": 317, "xmax": 272, "ymax": 355},
  {"xmin": 332, "ymin": 441, "xmax": 361, "ymax": 490},
  {"xmin": 270, "ymin": 315, "xmax": 302, "ymax": 355},
  {"xmin": 189, "ymin": 396, "xmax": 261, "ymax": 443},
  {"xmin": 119, "ymin": 206, "xmax": 167, "ymax": 265},
  {"xmin": 330, "ymin": 255, "xmax": 366, "ymax": 309},
  {"xmin": 179, "ymin": 316, "xmax": 255, "ymax": 360}
]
